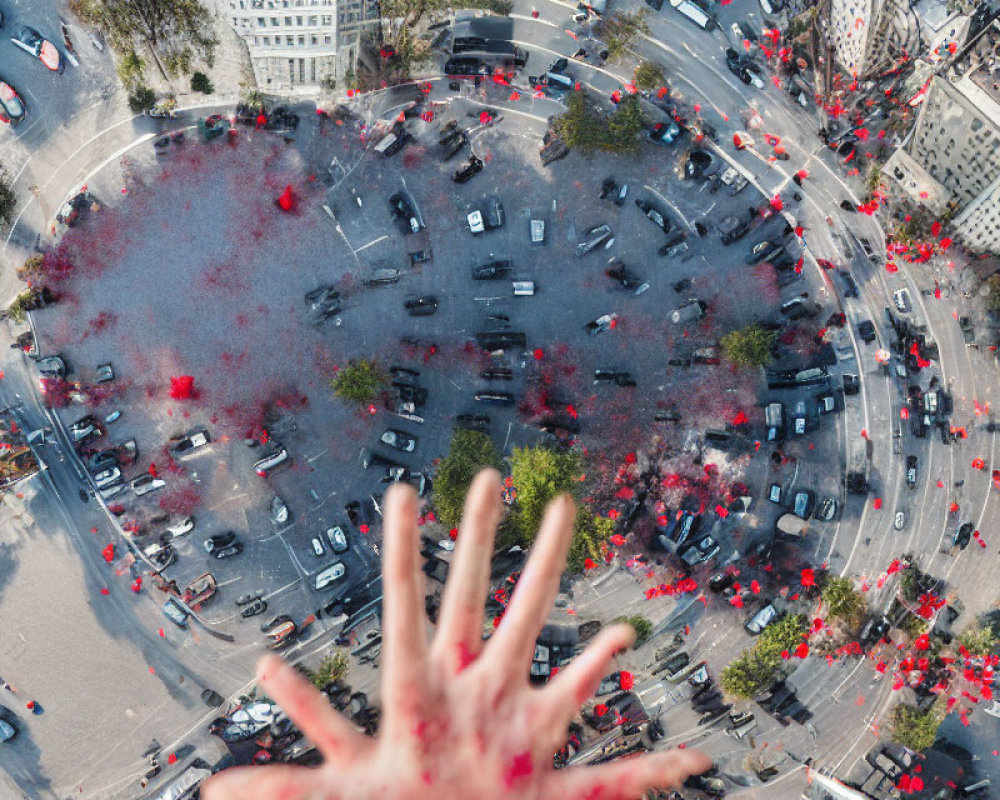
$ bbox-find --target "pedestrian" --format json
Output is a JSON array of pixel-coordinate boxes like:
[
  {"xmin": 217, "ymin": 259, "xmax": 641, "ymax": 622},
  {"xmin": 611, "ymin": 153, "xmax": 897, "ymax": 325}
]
[
  {"xmin": 531, "ymin": 7, "xmax": 539, "ymax": 17},
  {"xmin": 792, "ymin": 173, "xmax": 802, "ymax": 187}
]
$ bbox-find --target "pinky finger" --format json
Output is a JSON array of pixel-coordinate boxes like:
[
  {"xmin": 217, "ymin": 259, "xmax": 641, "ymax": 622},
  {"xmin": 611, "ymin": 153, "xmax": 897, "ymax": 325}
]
[
  {"xmin": 547, "ymin": 748, "xmax": 713, "ymax": 800},
  {"xmin": 201, "ymin": 764, "xmax": 326, "ymax": 800}
]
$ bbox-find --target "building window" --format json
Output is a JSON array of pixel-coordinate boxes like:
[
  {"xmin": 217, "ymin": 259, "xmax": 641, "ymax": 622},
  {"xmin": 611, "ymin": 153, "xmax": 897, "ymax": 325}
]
[
  {"xmin": 271, "ymin": 16, "xmax": 279, "ymax": 25},
  {"xmin": 285, "ymin": 15, "xmax": 292, "ymax": 24},
  {"xmin": 321, "ymin": 14, "xmax": 332, "ymax": 24},
  {"xmin": 971, "ymin": 118, "xmax": 984, "ymax": 132},
  {"xmin": 309, "ymin": 15, "xmax": 317, "ymax": 24},
  {"xmin": 263, "ymin": 35, "xmax": 270, "ymax": 45},
  {"xmin": 298, "ymin": 35, "xmax": 305, "ymax": 45},
  {"xmin": 311, "ymin": 34, "xmax": 318, "ymax": 44},
  {"xmin": 258, "ymin": 16, "xmax": 266, "ymax": 25},
  {"xmin": 289, "ymin": 58, "xmax": 295, "ymax": 82},
  {"xmin": 297, "ymin": 15, "xmax": 303, "ymax": 24},
  {"xmin": 287, "ymin": 35, "xmax": 294, "ymax": 46},
  {"xmin": 299, "ymin": 58, "xmax": 306, "ymax": 82},
  {"xmin": 323, "ymin": 34, "xmax": 331, "ymax": 44}
]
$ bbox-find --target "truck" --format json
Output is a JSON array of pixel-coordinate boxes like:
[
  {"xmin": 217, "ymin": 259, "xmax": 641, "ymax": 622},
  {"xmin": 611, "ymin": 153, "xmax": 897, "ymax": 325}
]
[
  {"xmin": 775, "ymin": 513, "xmax": 809, "ymax": 539},
  {"xmin": 846, "ymin": 437, "xmax": 869, "ymax": 494}
]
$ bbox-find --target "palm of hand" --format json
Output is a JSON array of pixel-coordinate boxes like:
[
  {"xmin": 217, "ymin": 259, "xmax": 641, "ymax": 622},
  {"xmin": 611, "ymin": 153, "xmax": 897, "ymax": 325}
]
[{"xmin": 204, "ymin": 471, "xmax": 708, "ymax": 800}]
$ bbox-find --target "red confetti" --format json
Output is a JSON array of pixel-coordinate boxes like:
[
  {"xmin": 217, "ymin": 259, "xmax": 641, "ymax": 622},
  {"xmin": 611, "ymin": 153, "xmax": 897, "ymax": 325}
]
[
  {"xmin": 729, "ymin": 595, "xmax": 744, "ymax": 608},
  {"xmin": 794, "ymin": 643, "xmax": 809, "ymax": 659}
]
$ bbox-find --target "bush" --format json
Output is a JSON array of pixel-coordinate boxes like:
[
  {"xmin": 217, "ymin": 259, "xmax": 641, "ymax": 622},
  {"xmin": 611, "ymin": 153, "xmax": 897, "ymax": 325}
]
[
  {"xmin": 190, "ymin": 71, "xmax": 214, "ymax": 94},
  {"xmin": 128, "ymin": 86, "xmax": 157, "ymax": 114},
  {"xmin": 117, "ymin": 50, "xmax": 145, "ymax": 90},
  {"xmin": 890, "ymin": 699, "xmax": 945, "ymax": 752},
  {"xmin": 553, "ymin": 92, "xmax": 646, "ymax": 156},
  {"xmin": 0, "ymin": 165, "xmax": 15, "ymax": 229},
  {"xmin": 614, "ymin": 615, "xmax": 653, "ymax": 646},
  {"xmin": 432, "ymin": 429, "xmax": 502, "ymax": 528},
  {"xmin": 596, "ymin": 10, "xmax": 650, "ymax": 62},
  {"xmin": 721, "ymin": 324, "xmax": 777, "ymax": 367},
  {"xmin": 330, "ymin": 358, "xmax": 388, "ymax": 406},
  {"xmin": 305, "ymin": 652, "xmax": 349, "ymax": 690},
  {"xmin": 956, "ymin": 624, "xmax": 997, "ymax": 657},
  {"xmin": 633, "ymin": 60, "xmax": 664, "ymax": 91},
  {"xmin": 720, "ymin": 614, "xmax": 808, "ymax": 698},
  {"xmin": 821, "ymin": 576, "xmax": 867, "ymax": 627}
]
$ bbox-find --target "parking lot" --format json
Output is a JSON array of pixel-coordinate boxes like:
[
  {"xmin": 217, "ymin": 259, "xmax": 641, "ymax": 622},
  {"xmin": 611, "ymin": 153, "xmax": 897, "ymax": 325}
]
[{"xmin": 25, "ymin": 94, "xmax": 854, "ymax": 643}]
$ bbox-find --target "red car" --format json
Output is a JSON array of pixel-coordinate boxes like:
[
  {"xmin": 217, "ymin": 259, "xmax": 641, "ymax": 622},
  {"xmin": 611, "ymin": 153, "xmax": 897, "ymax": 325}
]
[{"xmin": 0, "ymin": 79, "xmax": 25, "ymax": 124}]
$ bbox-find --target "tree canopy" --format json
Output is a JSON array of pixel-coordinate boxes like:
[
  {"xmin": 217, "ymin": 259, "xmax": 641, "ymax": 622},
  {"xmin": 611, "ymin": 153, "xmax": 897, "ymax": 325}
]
[
  {"xmin": 890, "ymin": 699, "xmax": 945, "ymax": 752},
  {"xmin": 720, "ymin": 614, "xmax": 808, "ymax": 698},
  {"xmin": 596, "ymin": 10, "xmax": 650, "ymax": 62},
  {"xmin": 554, "ymin": 92, "xmax": 646, "ymax": 156},
  {"xmin": 633, "ymin": 60, "xmax": 664, "ymax": 91},
  {"xmin": 330, "ymin": 359, "xmax": 388, "ymax": 406},
  {"xmin": 71, "ymin": 0, "xmax": 217, "ymax": 76},
  {"xmin": 432, "ymin": 429, "xmax": 502, "ymax": 529},
  {"xmin": 0, "ymin": 165, "xmax": 15, "ymax": 229},
  {"xmin": 821, "ymin": 576, "xmax": 868, "ymax": 627},
  {"xmin": 721, "ymin": 324, "xmax": 777, "ymax": 367}
]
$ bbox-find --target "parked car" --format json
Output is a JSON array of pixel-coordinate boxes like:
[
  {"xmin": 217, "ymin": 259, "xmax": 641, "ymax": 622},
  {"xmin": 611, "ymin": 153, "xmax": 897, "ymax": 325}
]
[
  {"xmin": 304, "ymin": 285, "xmax": 341, "ymax": 324},
  {"xmin": 11, "ymin": 25, "xmax": 63, "ymax": 72},
  {"xmin": 162, "ymin": 597, "xmax": 190, "ymax": 628},
  {"xmin": 817, "ymin": 497, "xmax": 838, "ymax": 521},
  {"xmin": 254, "ymin": 447, "xmax": 289, "ymax": 476},
  {"xmin": 363, "ymin": 268, "xmax": 401, "ymax": 286},
  {"xmin": 388, "ymin": 192, "xmax": 420, "ymax": 233},
  {"xmin": 906, "ymin": 455, "xmax": 918, "ymax": 488},
  {"xmin": 593, "ymin": 370, "xmax": 636, "ymax": 387},
  {"xmin": 68, "ymin": 415, "xmax": 101, "ymax": 443},
  {"xmin": 792, "ymin": 400, "xmax": 807, "ymax": 435},
  {"xmin": 310, "ymin": 537, "xmax": 325, "ymax": 557},
  {"xmin": 452, "ymin": 155, "xmax": 483, "ymax": 183},
  {"xmin": 87, "ymin": 449, "xmax": 118, "ymax": 474},
  {"xmin": 793, "ymin": 489, "xmax": 815, "ymax": 519},
  {"xmin": 858, "ymin": 320, "xmax": 876, "ymax": 344},
  {"xmin": 380, "ymin": 429, "xmax": 417, "ymax": 452},
  {"xmin": 315, "ymin": 562, "xmax": 347, "ymax": 590},
  {"xmin": 719, "ymin": 215, "xmax": 750, "ymax": 244},
  {"xmin": 440, "ymin": 131, "xmax": 467, "ymax": 160},
  {"xmin": 635, "ymin": 199, "xmax": 670, "ymax": 232},
  {"xmin": 605, "ymin": 261, "xmax": 649, "ymax": 294},
  {"xmin": 241, "ymin": 598, "xmax": 268, "ymax": 618},
  {"xmin": 0, "ymin": 79, "xmax": 25, "ymax": 125},
  {"xmin": 262, "ymin": 616, "xmax": 298, "ymax": 649},
  {"xmin": 170, "ymin": 427, "xmax": 211, "ymax": 454},
  {"xmin": 472, "ymin": 260, "xmax": 513, "ymax": 280},
  {"xmin": 649, "ymin": 120, "xmax": 681, "ymax": 146},
  {"xmin": 893, "ymin": 288, "xmax": 912, "ymax": 313},
  {"xmin": 745, "ymin": 240, "xmax": 783, "ymax": 265},
  {"xmin": 35, "ymin": 355, "xmax": 66, "ymax": 378},
  {"xmin": 599, "ymin": 177, "xmax": 628, "ymax": 205},
  {"xmin": 166, "ymin": 516, "xmax": 196, "ymax": 538},
  {"xmin": 894, "ymin": 510, "xmax": 907, "ymax": 530},
  {"xmin": 326, "ymin": 526, "xmax": 349, "ymax": 554},
  {"xmin": 204, "ymin": 532, "xmax": 237, "ymax": 554},
  {"xmin": 132, "ymin": 474, "xmax": 166, "ymax": 496},
  {"xmin": 93, "ymin": 467, "xmax": 122, "ymax": 489},
  {"xmin": 0, "ymin": 705, "xmax": 18, "ymax": 742},
  {"xmin": 577, "ymin": 224, "xmax": 613, "ymax": 256},
  {"xmin": 744, "ymin": 602, "xmax": 780, "ymax": 634},
  {"xmin": 270, "ymin": 496, "xmax": 290, "ymax": 527},
  {"xmin": 404, "ymin": 296, "xmax": 438, "ymax": 316},
  {"xmin": 95, "ymin": 363, "xmax": 115, "ymax": 383},
  {"xmin": 584, "ymin": 313, "xmax": 617, "ymax": 335}
]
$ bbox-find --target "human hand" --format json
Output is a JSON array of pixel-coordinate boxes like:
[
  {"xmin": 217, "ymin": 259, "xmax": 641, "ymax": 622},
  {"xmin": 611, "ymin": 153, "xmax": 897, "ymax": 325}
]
[{"xmin": 203, "ymin": 469, "xmax": 710, "ymax": 799}]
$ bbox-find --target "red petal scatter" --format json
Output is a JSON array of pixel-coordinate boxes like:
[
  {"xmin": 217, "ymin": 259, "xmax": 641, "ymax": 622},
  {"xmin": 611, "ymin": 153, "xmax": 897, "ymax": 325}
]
[
  {"xmin": 800, "ymin": 568, "xmax": 816, "ymax": 587},
  {"xmin": 619, "ymin": 671, "xmax": 634, "ymax": 690},
  {"xmin": 276, "ymin": 185, "xmax": 295, "ymax": 212},
  {"xmin": 169, "ymin": 376, "xmax": 196, "ymax": 399},
  {"xmin": 730, "ymin": 595, "xmax": 744, "ymax": 608},
  {"xmin": 794, "ymin": 643, "xmax": 809, "ymax": 658}
]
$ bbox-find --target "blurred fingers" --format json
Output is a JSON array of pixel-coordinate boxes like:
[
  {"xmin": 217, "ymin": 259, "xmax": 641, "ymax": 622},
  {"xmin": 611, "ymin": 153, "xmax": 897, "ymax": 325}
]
[
  {"xmin": 201, "ymin": 763, "xmax": 326, "ymax": 800},
  {"xmin": 547, "ymin": 749, "xmax": 713, "ymax": 800},
  {"xmin": 256, "ymin": 654, "xmax": 370, "ymax": 765},
  {"xmin": 431, "ymin": 469, "xmax": 502, "ymax": 672},
  {"xmin": 488, "ymin": 495, "xmax": 575, "ymax": 676}
]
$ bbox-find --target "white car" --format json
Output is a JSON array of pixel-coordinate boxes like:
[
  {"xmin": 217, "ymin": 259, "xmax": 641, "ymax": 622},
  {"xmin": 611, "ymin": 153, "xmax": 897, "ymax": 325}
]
[
  {"xmin": 894, "ymin": 511, "xmax": 907, "ymax": 530},
  {"xmin": 315, "ymin": 562, "xmax": 346, "ymax": 590},
  {"xmin": 132, "ymin": 474, "xmax": 166, "ymax": 496},
  {"xmin": 893, "ymin": 288, "xmax": 912, "ymax": 313},
  {"xmin": 166, "ymin": 516, "xmax": 195, "ymax": 538},
  {"xmin": 93, "ymin": 467, "xmax": 121, "ymax": 489},
  {"xmin": 326, "ymin": 526, "xmax": 349, "ymax": 554}
]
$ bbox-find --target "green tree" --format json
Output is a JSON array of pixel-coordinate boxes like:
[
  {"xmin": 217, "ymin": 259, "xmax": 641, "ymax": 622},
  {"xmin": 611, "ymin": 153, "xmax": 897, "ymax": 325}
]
[
  {"xmin": 890, "ymin": 699, "xmax": 945, "ymax": 752},
  {"xmin": 633, "ymin": 60, "xmax": 664, "ymax": 91},
  {"xmin": 0, "ymin": 164, "xmax": 15, "ymax": 230},
  {"xmin": 720, "ymin": 614, "xmax": 808, "ymax": 698},
  {"xmin": 190, "ymin": 71, "xmax": 213, "ymax": 94},
  {"xmin": 755, "ymin": 614, "xmax": 808, "ymax": 661},
  {"xmin": 508, "ymin": 445, "xmax": 611, "ymax": 572},
  {"xmin": 956, "ymin": 624, "xmax": 997, "ymax": 657},
  {"xmin": 606, "ymin": 95, "xmax": 645, "ymax": 156},
  {"xmin": 71, "ymin": 0, "xmax": 217, "ymax": 78},
  {"xmin": 822, "ymin": 576, "xmax": 868, "ymax": 627},
  {"xmin": 116, "ymin": 49, "xmax": 145, "ymax": 89},
  {"xmin": 596, "ymin": 10, "xmax": 650, "ymax": 62},
  {"xmin": 127, "ymin": 86, "xmax": 156, "ymax": 113},
  {"xmin": 305, "ymin": 651, "xmax": 349, "ymax": 690},
  {"xmin": 330, "ymin": 358, "xmax": 388, "ymax": 406},
  {"xmin": 721, "ymin": 324, "xmax": 777, "ymax": 368},
  {"xmin": 615, "ymin": 614, "xmax": 653, "ymax": 646},
  {"xmin": 433, "ymin": 429, "xmax": 502, "ymax": 529}
]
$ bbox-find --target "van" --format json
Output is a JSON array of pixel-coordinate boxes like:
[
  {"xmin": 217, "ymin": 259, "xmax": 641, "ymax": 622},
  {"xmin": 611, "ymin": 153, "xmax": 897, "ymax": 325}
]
[
  {"xmin": 765, "ymin": 402, "xmax": 784, "ymax": 441},
  {"xmin": 545, "ymin": 70, "xmax": 574, "ymax": 90},
  {"xmin": 374, "ymin": 133, "xmax": 398, "ymax": 155},
  {"xmin": 674, "ymin": 0, "xmax": 716, "ymax": 29},
  {"xmin": 671, "ymin": 299, "xmax": 706, "ymax": 324},
  {"xmin": 512, "ymin": 281, "xmax": 535, "ymax": 296},
  {"xmin": 530, "ymin": 219, "xmax": 545, "ymax": 245}
]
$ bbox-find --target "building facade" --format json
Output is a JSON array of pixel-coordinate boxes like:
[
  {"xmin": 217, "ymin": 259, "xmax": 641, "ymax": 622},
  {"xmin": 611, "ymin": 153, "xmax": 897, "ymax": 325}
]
[
  {"xmin": 222, "ymin": 0, "xmax": 379, "ymax": 93},
  {"xmin": 826, "ymin": 0, "xmax": 909, "ymax": 77},
  {"xmin": 885, "ymin": 26, "xmax": 1000, "ymax": 253}
]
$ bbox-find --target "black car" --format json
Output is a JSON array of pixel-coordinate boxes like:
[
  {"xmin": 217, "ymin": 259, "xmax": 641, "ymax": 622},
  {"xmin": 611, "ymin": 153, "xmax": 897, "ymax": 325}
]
[
  {"xmin": 724, "ymin": 48, "xmax": 760, "ymax": 85},
  {"xmin": 388, "ymin": 192, "xmax": 420, "ymax": 234},
  {"xmin": 906, "ymin": 455, "xmax": 918, "ymax": 487},
  {"xmin": 87, "ymin": 449, "xmax": 118, "ymax": 474},
  {"xmin": 604, "ymin": 261, "xmax": 648, "ymax": 294},
  {"xmin": 859, "ymin": 614, "xmax": 891, "ymax": 646},
  {"xmin": 593, "ymin": 369, "xmax": 636, "ymax": 387},
  {"xmin": 475, "ymin": 331, "xmax": 526, "ymax": 350},
  {"xmin": 599, "ymin": 177, "xmax": 628, "ymax": 205},
  {"xmin": 404, "ymin": 296, "xmax": 438, "ymax": 316},
  {"xmin": 440, "ymin": 131, "xmax": 467, "ymax": 161},
  {"xmin": 456, "ymin": 413, "xmax": 490, "ymax": 431},
  {"xmin": 213, "ymin": 542, "xmax": 244, "ymax": 559},
  {"xmin": 389, "ymin": 365, "xmax": 420, "ymax": 381},
  {"xmin": 953, "ymin": 522, "xmax": 973, "ymax": 550},
  {"xmin": 241, "ymin": 598, "xmax": 268, "ymax": 618},
  {"xmin": 472, "ymin": 260, "xmax": 513, "ymax": 280},
  {"xmin": 452, "ymin": 155, "xmax": 483, "ymax": 183},
  {"xmin": 858, "ymin": 319, "xmax": 876, "ymax": 343},
  {"xmin": 635, "ymin": 199, "xmax": 670, "ymax": 232},
  {"xmin": 363, "ymin": 268, "xmax": 402, "ymax": 286},
  {"xmin": 304, "ymin": 285, "xmax": 341, "ymax": 323},
  {"xmin": 540, "ymin": 139, "xmax": 569, "ymax": 166},
  {"xmin": 204, "ymin": 532, "xmax": 237, "ymax": 553},
  {"xmin": 393, "ymin": 382, "xmax": 428, "ymax": 406},
  {"xmin": 719, "ymin": 215, "xmax": 750, "ymax": 245}
]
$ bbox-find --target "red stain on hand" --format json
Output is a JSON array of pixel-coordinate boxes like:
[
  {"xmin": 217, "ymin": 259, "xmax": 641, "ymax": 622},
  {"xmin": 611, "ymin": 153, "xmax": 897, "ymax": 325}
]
[
  {"xmin": 503, "ymin": 751, "xmax": 533, "ymax": 789},
  {"xmin": 455, "ymin": 642, "xmax": 477, "ymax": 673}
]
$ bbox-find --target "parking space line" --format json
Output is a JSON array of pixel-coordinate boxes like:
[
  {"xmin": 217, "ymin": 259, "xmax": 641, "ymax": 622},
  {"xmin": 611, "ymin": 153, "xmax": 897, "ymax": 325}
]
[{"xmin": 353, "ymin": 235, "xmax": 388, "ymax": 254}]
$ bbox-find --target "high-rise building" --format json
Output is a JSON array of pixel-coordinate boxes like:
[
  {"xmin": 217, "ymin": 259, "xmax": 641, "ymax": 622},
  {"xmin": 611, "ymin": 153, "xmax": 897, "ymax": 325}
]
[
  {"xmin": 222, "ymin": 0, "xmax": 380, "ymax": 92},
  {"xmin": 824, "ymin": 0, "xmax": 910, "ymax": 77},
  {"xmin": 885, "ymin": 22, "xmax": 1000, "ymax": 253}
]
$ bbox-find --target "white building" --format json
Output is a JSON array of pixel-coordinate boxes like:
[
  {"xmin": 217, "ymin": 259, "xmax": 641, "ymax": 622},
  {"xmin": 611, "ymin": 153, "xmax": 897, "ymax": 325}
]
[
  {"xmin": 826, "ymin": 0, "xmax": 910, "ymax": 77},
  {"xmin": 222, "ymin": 0, "xmax": 379, "ymax": 93}
]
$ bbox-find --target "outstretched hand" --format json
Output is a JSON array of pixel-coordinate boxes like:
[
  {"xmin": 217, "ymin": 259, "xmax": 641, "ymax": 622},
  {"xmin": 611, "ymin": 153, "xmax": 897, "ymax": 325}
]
[{"xmin": 204, "ymin": 470, "xmax": 709, "ymax": 799}]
